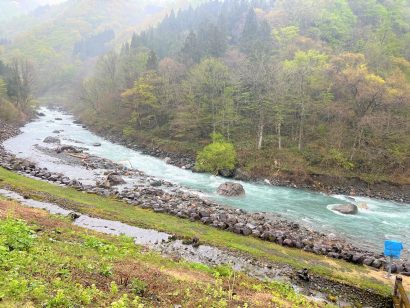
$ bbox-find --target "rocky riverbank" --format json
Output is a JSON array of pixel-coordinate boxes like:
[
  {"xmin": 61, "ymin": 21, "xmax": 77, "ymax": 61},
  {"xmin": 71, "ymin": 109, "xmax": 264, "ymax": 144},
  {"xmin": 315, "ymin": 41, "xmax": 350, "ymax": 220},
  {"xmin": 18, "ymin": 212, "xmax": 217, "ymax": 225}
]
[
  {"xmin": 77, "ymin": 119, "xmax": 410, "ymax": 204},
  {"xmin": 1, "ymin": 120, "xmax": 409, "ymax": 276},
  {"xmin": 0, "ymin": 188, "xmax": 393, "ymax": 308},
  {"xmin": 0, "ymin": 120, "xmax": 20, "ymax": 145}
]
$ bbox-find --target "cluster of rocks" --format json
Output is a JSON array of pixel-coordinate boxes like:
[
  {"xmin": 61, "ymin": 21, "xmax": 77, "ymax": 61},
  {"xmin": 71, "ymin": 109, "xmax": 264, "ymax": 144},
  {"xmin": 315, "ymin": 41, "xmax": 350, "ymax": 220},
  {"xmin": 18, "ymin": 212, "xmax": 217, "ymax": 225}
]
[{"xmin": 0, "ymin": 120, "xmax": 20, "ymax": 144}]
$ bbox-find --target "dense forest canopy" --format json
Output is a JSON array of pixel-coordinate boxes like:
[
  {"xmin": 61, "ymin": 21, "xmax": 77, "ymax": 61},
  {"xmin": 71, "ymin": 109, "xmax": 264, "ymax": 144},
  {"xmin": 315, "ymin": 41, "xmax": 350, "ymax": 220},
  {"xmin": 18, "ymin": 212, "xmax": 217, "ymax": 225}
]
[{"xmin": 77, "ymin": 0, "xmax": 410, "ymax": 183}]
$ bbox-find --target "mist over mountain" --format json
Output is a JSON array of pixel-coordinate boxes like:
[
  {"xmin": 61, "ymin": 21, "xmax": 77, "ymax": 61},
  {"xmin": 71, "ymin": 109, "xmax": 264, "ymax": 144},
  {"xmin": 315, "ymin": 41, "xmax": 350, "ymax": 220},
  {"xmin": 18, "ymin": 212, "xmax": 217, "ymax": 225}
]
[
  {"xmin": 0, "ymin": 0, "xmax": 66, "ymax": 22},
  {"xmin": 0, "ymin": 0, "xmax": 200, "ymax": 101}
]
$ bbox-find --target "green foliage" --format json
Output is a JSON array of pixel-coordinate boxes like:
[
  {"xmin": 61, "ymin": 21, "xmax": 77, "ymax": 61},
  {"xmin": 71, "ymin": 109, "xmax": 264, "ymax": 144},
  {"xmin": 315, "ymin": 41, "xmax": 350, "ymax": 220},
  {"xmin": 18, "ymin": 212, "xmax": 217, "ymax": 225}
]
[
  {"xmin": 328, "ymin": 149, "xmax": 355, "ymax": 170},
  {"xmin": 195, "ymin": 133, "xmax": 237, "ymax": 174},
  {"xmin": 0, "ymin": 78, "xmax": 6, "ymax": 98},
  {"xmin": 212, "ymin": 264, "xmax": 233, "ymax": 278},
  {"xmin": 83, "ymin": 235, "xmax": 117, "ymax": 255},
  {"xmin": 130, "ymin": 278, "xmax": 147, "ymax": 296},
  {"xmin": 0, "ymin": 100, "xmax": 20, "ymax": 123},
  {"xmin": 317, "ymin": 0, "xmax": 356, "ymax": 46},
  {"xmin": 70, "ymin": 0, "xmax": 410, "ymax": 182},
  {"xmin": 0, "ymin": 219, "xmax": 34, "ymax": 252}
]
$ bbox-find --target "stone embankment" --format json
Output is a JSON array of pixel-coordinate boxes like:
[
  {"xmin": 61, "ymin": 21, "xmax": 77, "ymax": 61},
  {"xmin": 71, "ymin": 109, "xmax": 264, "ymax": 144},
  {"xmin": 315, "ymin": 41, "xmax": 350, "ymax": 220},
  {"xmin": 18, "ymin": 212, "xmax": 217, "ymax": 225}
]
[{"xmin": 0, "ymin": 119, "xmax": 408, "ymax": 275}]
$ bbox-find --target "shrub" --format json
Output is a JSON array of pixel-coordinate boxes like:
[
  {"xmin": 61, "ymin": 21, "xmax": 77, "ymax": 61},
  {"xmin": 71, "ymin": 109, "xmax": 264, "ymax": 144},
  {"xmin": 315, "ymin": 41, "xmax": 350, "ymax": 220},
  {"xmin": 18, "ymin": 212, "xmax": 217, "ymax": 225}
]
[
  {"xmin": 0, "ymin": 100, "xmax": 20, "ymax": 123},
  {"xmin": 195, "ymin": 133, "xmax": 236, "ymax": 174},
  {"xmin": 0, "ymin": 219, "xmax": 34, "ymax": 252},
  {"xmin": 130, "ymin": 278, "xmax": 147, "ymax": 296},
  {"xmin": 328, "ymin": 148, "xmax": 355, "ymax": 170}
]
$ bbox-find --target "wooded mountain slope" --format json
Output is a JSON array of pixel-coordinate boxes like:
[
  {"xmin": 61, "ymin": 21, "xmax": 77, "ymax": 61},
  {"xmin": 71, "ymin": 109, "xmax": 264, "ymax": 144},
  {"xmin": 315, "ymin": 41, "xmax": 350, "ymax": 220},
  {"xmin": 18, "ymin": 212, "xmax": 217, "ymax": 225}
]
[
  {"xmin": 75, "ymin": 0, "xmax": 410, "ymax": 184},
  {"xmin": 0, "ymin": 0, "xmax": 199, "ymax": 102}
]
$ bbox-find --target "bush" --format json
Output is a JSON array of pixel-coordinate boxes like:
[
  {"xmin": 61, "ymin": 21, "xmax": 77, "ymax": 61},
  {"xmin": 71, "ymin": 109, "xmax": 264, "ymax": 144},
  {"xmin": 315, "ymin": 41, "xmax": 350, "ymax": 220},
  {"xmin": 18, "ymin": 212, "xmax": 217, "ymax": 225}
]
[
  {"xmin": 328, "ymin": 148, "xmax": 355, "ymax": 170},
  {"xmin": 195, "ymin": 133, "xmax": 237, "ymax": 174},
  {"xmin": 130, "ymin": 278, "xmax": 147, "ymax": 296},
  {"xmin": 0, "ymin": 100, "xmax": 20, "ymax": 123},
  {"xmin": 0, "ymin": 219, "xmax": 34, "ymax": 252}
]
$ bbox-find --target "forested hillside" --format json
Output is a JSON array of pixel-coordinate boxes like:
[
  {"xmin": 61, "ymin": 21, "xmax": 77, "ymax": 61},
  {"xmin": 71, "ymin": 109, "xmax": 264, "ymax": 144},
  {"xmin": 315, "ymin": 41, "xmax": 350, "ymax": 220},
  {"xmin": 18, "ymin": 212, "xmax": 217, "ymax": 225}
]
[
  {"xmin": 0, "ymin": 0, "xmax": 198, "ymax": 105},
  {"xmin": 75, "ymin": 0, "xmax": 410, "ymax": 184}
]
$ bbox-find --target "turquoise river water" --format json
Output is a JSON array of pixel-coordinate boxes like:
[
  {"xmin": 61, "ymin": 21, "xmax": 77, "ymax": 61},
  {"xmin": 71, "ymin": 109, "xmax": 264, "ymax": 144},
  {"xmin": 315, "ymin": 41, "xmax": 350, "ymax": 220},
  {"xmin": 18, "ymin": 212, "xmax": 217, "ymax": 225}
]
[{"xmin": 3, "ymin": 108, "xmax": 409, "ymax": 257}]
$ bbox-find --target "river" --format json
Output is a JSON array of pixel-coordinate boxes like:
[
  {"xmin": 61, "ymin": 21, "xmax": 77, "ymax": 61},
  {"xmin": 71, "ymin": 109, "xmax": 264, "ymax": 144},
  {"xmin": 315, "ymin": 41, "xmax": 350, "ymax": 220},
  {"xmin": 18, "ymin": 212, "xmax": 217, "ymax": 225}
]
[{"xmin": 3, "ymin": 107, "xmax": 410, "ymax": 257}]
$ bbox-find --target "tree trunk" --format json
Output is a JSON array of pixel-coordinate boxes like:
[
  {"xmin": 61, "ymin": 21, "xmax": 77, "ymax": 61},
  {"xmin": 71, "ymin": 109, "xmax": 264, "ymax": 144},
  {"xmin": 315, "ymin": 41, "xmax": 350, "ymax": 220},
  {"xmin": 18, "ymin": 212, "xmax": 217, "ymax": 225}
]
[
  {"xmin": 277, "ymin": 122, "xmax": 282, "ymax": 150},
  {"xmin": 257, "ymin": 122, "xmax": 264, "ymax": 150},
  {"xmin": 257, "ymin": 106, "xmax": 264, "ymax": 150},
  {"xmin": 350, "ymin": 126, "xmax": 363, "ymax": 160},
  {"xmin": 298, "ymin": 115, "xmax": 304, "ymax": 151}
]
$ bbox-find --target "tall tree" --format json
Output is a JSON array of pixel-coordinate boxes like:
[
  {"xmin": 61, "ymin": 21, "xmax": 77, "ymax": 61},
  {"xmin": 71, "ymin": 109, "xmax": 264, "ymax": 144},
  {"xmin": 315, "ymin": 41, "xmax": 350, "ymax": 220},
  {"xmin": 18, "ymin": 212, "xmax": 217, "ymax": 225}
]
[
  {"xmin": 7, "ymin": 58, "xmax": 34, "ymax": 109},
  {"xmin": 188, "ymin": 58, "xmax": 232, "ymax": 136},
  {"xmin": 146, "ymin": 50, "xmax": 159, "ymax": 71},
  {"xmin": 284, "ymin": 50, "xmax": 328, "ymax": 150}
]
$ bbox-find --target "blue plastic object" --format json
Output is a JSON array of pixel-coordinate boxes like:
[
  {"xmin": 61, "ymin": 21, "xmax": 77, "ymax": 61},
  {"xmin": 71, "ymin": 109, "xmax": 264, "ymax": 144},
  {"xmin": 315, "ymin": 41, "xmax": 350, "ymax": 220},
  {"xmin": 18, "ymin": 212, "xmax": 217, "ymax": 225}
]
[{"xmin": 384, "ymin": 240, "xmax": 403, "ymax": 259}]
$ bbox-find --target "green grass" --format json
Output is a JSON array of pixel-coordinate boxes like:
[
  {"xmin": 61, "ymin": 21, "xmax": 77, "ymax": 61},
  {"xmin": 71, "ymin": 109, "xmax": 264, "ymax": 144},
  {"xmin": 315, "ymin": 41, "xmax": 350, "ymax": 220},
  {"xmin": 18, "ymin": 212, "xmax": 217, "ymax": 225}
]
[
  {"xmin": 0, "ymin": 167, "xmax": 392, "ymax": 297},
  {"xmin": 0, "ymin": 200, "xmax": 323, "ymax": 307}
]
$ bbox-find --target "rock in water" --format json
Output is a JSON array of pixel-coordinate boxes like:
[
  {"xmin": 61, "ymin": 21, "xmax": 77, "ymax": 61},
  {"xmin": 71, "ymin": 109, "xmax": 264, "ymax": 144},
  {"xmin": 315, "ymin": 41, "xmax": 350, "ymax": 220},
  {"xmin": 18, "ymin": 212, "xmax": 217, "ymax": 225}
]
[
  {"xmin": 332, "ymin": 204, "xmax": 358, "ymax": 215},
  {"xmin": 93, "ymin": 143, "xmax": 102, "ymax": 147},
  {"xmin": 218, "ymin": 169, "xmax": 235, "ymax": 178},
  {"xmin": 106, "ymin": 174, "xmax": 126, "ymax": 186},
  {"xmin": 217, "ymin": 182, "xmax": 245, "ymax": 196},
  {"xmin": 56, "ymin": 145, "xmax": 83, "ymax": 154},
  {"xmin": 43, "ymin": 136, "xmax": 61, "ymax": 144}
]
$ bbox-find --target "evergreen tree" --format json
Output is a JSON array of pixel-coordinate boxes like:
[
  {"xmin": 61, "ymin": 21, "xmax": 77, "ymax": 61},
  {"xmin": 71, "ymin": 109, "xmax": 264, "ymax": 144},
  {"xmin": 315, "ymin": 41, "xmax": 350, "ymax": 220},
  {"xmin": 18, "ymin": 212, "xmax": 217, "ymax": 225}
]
[
  {"xmin": 130, "ymin": 33, "xmax": 140, "ymax": 50},
  {"xmin": 147, "ymin": 50, "xmax": 159, "ymax": 71},
  {"xmin": 180, "ymin": 31, "xmax": 199, "ymax": 65},
  {"xmin": 240, "ymin": 8, "xmax": 258, "ymax": 53}
]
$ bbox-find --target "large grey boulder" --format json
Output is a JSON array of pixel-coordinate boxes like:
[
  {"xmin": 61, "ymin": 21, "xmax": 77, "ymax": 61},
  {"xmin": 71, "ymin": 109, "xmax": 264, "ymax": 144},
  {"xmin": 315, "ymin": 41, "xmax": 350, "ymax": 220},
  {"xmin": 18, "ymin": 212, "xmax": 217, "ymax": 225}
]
[
  {"xmin": 217, "ymin": 182, "xmax": 245, "ymax": 196},
  {"xmin": 106, "ymin": 174, "xmax": 126, "ymax": 186},
  {"xmin": 43, "ymin": 136, "xmax": 61, "ymax": 144},
  {"xmin": 332, "ymin": 204, "xmax": 358, "ymax": 215}
]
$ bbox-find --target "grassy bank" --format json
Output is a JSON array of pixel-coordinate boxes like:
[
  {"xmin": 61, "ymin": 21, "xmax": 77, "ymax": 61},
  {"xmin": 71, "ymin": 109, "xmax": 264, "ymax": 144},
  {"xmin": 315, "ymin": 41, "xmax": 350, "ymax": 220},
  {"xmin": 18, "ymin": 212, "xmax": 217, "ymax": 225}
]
[
  {"xmin": 0, "ymin": 167, "xmax": 392, "ymax": 298},
  {"xmin": 0, "ymin": 200, "xmax": 324, "ymax": 307}
]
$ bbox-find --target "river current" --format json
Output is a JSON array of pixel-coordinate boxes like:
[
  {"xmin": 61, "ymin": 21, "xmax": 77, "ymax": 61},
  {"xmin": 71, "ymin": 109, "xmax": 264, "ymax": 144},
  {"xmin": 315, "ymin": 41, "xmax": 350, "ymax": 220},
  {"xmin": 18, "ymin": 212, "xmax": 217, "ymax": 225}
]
[{"xmin": 3, "ymin": 107, "xmax": 409, "ymax": 257}]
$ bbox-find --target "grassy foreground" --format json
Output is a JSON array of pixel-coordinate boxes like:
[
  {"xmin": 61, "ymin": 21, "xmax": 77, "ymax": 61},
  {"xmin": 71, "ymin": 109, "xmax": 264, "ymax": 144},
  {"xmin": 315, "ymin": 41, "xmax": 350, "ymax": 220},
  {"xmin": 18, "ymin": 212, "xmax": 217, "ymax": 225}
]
[
  {"xmin": 0, "ymin": 200, "xmax": 324, "ymax": 307},
  {"xmin": 0, "ymin": 167, "xmax": 392, "ymax": 298}
]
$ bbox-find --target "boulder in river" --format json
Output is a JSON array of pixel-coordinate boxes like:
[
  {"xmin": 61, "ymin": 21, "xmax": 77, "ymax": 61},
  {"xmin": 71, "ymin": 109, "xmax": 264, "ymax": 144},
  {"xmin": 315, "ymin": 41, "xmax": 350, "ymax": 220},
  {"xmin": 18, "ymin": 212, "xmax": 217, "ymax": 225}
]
[
  {"xmin": 93, "ymin": 143, "xmax": 102, "ymax": 147},
  {"xmin": 106, "ymin": 173, "xmax": 126, "ymax": 186},
  {"xmin": 332, "ymin": 204, "xmax": 358, "ymax": 215},
  {"xmin": 217, "ymin": 182, "xmax": 245, "ymax": 196},
  {"xmin": 218, "ymin": 169, "xmax": 235, "ymax": 178},
  {"xmin": 43, "ymin": 136, "xmax": 61, "ymax": 144}
]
